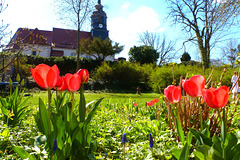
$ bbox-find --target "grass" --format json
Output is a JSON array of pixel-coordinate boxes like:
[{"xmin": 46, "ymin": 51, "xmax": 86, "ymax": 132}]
[{"xmin": 24, "ymin": 90, "xmax": 161, "ymax": 107}]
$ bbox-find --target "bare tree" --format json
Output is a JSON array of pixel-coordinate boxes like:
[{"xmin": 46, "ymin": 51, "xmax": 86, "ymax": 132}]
[
  {"xmin": 54, "ymin": 0, "xmax": 95, "ymax": 70},
  {"xmin": 139, "ymin": 31, "xmax": 176, "ymax": 65},
  {"xmin": 221, "ymin": 39, "xmax": 239, "ymax": 67},
  {"xmin": 166, "ymin": 0, "xmax": 240, "ymax": 69},
  {"xmin": 0, "ymin": 0, "xmax": 9, "ymax": 47}
]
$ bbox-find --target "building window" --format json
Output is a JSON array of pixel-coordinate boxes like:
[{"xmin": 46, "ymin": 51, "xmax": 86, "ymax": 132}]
[
  {"xmin": 32, "ymin": 50, "xmax": 37, "ymax": 56},
  {"xmin": 70, "ymin": 52, "xmax": 76, "ymax": 56}
]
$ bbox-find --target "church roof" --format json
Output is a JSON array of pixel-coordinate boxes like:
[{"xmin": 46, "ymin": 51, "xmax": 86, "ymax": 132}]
[
  {"xmin": 52, "ymin": 28, "xmax": 92, "ymax": 49},
  {"xmin": 5, "ymin": 27, "xmax": 92, "ymax": 50}
]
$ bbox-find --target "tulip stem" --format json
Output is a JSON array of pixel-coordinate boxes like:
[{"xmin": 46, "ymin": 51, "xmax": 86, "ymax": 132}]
[
  {"xmin": 70, "ymin": 92, "xmax": 75, "ymax": 129},
  {"xmin": 48, "ymin": 89, "xmax": 52, "ymax": 136},
  {"xmin": 56, "ymin": 91, "xmax": 59, "ymax": 115},
  {"xmin": 198, "ymin": 98, "xmax": 203, "ymax": 131},
  {"xmin": 123, "ymin": 143, "xmax": 125, "ymax": 160}
]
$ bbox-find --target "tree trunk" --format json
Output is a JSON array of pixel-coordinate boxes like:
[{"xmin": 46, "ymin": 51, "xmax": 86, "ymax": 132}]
[
  {"xmin": 76, "ymin": 14, "xmax": 81, "ymax": 71},
  {"xmin": 196, "ymin": 32, "xmax": 210, "ymax": 70}
]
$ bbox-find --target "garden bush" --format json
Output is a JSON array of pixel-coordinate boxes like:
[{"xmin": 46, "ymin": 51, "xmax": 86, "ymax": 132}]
[
  {"xmin": 92, "ymin": 61, "xmax": 154, "ymax": 91},
  {"xmin": 25, "ymin": 55, "xmax": 101, "ymax": 75},
  {"xmin": 149, "ymin": 64, "xmax": 235, "ymax": 92},
  {"xmin": 13, "ymin": 55, "xmax": 35, "ymax": 80}
]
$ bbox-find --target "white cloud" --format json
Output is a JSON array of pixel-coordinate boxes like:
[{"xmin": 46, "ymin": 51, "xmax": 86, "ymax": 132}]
[
  {"xmin": 215, "ymin": 0, "xmax": 227, "ymax": 3},
  {"xmin": 121, "ymin": 2, "xmax": 130, "ymax": 10},
  {"xmin": 3, "ymin": 0, "xmax": 62, "ymax": 37},
  {"xmin": 108, "ymin": 6, "xmax": 163, "ymax": 59}
]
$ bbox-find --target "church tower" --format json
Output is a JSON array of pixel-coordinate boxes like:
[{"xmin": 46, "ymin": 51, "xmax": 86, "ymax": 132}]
[{"xmin": 91, "ymin": 0, "xmax": 109, "ymax": 40}]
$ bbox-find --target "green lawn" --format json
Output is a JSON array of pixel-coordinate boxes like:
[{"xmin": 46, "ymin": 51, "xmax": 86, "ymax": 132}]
[{"xmin": 25, "ymin": 90, "xmax": 161, "ymax": 107}]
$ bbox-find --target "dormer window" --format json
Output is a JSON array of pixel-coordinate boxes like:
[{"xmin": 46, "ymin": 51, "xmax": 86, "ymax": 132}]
[{"xmin": 32, "ymin": 50, "xmax": 37, "ymax": 56}]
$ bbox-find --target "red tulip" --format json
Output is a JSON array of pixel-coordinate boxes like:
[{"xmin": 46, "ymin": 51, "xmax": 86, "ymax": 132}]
[
  {"xmin": 64, "ymin": 73, "xmax": 81, "ymax": 92},
  {"xmin": 182, "ymin": 75, "xmax": 205, "ymax": 97},
  {"xmin": 154, "ymin": 98, "xmax": 159, "ymax": 103},
  {"xmin": 55, "ymin": 76, "xmax": 66, "ymax": 91},
  {"xmin": 31, "ymin": 64, "xmax": 60, "ymax": 89},
  {"xmin": 133, "ymin": 103, "xmax": 137, "ymax": 107},
  {"xmin": 202, "ymin": 86, "xmax": 229, "ymax": 109},
  {"xmin": 147, "ymin": 100, "xmax": 155, "ymax": 106},
  {"xmin": 76, "ymin": 69, "xmax": 89, "ymax": 83},
  {"xmin": 164, "ymin": 85, "xmax": 182, "ymax": 103},
  {"xmin": 55, "ymin": 76, "xmax": 63, "ymax": 87}
]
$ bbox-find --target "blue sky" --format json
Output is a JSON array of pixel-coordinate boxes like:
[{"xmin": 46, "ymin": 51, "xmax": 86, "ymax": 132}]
[{"xmin": 1, "ymin": 0, "xmax": 218, "ymax": 61}]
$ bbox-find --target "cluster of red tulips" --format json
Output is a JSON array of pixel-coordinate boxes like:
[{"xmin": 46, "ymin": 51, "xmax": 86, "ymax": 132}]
[
  {"xmin": 146, "ymin": 98, "xmax": 159, "ymax": 106},
  {"xmin": 164, "ymin": 75, "xmax": 229, "ymax": 109},
  {"xmin": 31, "ymin": 64, "xmax": 89, "ymax": 91}
]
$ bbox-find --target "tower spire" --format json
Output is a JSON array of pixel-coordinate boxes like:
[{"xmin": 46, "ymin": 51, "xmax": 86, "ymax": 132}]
[{"xmin": 98, "ymin": 0, "xmax": 101, "ymax": 4}]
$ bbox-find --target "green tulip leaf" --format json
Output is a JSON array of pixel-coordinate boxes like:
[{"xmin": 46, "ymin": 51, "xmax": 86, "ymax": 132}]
[
  {"xmin": 38, "ymin": 98, "xmax": 49, "ymax": 136},
  {"xmin": 190, "ymin": 128, "xmax": 213, "ymax": 146},
  {"xmin": 13, "ymin": 146, "xmax": 37, "ymax": 160},
  {"xmin": 85, "ymin": 97, "xmax": 104, "ymax": 125},
  {"xmin": 179, "ymin": 142, "xmax": 189, "ymax": 160},
  {"xmin": 195, "ymin": 145, "xmax": 211, "ymax": 160},
  {"xmin": 79, "ymin": 87, "xmax": 86, "ymax": 122}
]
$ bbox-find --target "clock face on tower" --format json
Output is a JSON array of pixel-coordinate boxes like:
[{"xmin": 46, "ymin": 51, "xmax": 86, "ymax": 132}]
[{"xmin": 99, "ymin": 24, "xmax": 103, "ymax": 28}]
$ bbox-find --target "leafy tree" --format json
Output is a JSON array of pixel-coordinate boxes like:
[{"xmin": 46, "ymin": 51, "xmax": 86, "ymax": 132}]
[
  {"xmin": 180, "ymin": 52, "xmax": 191, "ymax": 64},
  {"xmin": 80, "ymin": 37, "xmax": 124, "ymax": 61},
  {"xmin": 166, "ymin": 0, "xmax": 240, "ymax": 69},
  {"xmin": 128, "ymin": 45, "xmax": 159, "ymax": 64},
  {"xmin": 54, "ymin": 0, "xmax": 95, "ymax": 70},
  {"xmin": 139, "ymin": 31, "xmax": 176, "ymax": 66}
]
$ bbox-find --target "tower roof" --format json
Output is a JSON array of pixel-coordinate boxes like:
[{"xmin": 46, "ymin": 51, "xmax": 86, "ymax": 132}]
[{"xmin": 95, "ymin": 0, "xmax": 103, "ymax": 10}]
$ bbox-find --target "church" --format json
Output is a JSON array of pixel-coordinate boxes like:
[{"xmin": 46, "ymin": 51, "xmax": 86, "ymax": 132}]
[{"xmin": 5, "ymin": 0, "xmax": 113, "ymax": 60}]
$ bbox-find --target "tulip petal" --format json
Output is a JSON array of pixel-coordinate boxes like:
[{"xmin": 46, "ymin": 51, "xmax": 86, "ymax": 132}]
[
  {"xmin": 182, "ymin": 75, "xmax": 205, "ymax": 97},
  {"xmin": 203, "ymin": 86, "xmax": 229, "ymax": 109},
  {"xmin": 203, "ymin": 88, "xmax": 216, "ymax": 108},
  {"xmin": 183, "ymin": 80, "xmax": 199, "ymax": 97},
  {"xmin": 164, "ymin": 85, "xmax": 182, "ymax": 103},
  {"xmin": 34, "ymin": 71, "xmax": 47, "ymax": 89},
  {"xmin": 64, "ymin": 73, "xmax": 81, "ymax": 92},
  {"xmin": 47, "ymin": 67, "xmax": 59, "ymax": 88},
  {"xmin": 214, "ymin": 86, "xmax": 229, "ymax": 108},
  {"xmin": 35, "ymin": 64, "xmax": 50, "ymax": 78},
  {"xmin": 69, "ymin": 74, "xmax": 81, "ymax": 91},
  {"xmin": 164, "ymin": 86, "xmax": 173, "ymax": 102},
  {"xmin": 173, "ymin": 86, "xmax": 182, "ymax": 102}
]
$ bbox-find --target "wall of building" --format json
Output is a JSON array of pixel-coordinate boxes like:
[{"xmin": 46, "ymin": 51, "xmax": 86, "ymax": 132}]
[
  {"xmin": 53, "ymin": 47, "xmax": 115, "ymax": 61},
  {"xmin": 21, "ymin": 44, "xmax": 51, "ymax": 57},
  {"xmin": 20, "ymin": 45, "xmax": 115, "ymax": 61}
]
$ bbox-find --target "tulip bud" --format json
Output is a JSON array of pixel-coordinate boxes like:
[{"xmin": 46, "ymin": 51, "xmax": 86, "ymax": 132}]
[
  {"xmin": 16, "ymin": 74, "xmax": 21, "ymax": 82},
  {"xmin": 76, "ymin": 69, "xmax": 89, "ymax": 83}
]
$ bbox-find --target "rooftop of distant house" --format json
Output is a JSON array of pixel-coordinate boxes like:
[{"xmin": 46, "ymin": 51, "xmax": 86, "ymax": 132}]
[{"xmin": 5, "ymin": 27, "xmax": 92, "ymax": 50}]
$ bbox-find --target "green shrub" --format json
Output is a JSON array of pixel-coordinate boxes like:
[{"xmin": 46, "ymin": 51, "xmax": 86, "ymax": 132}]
[
  {"xmin": 92, "ymin": 61, "xmax": 154, "ymax": 91},
  {"xmin": 92, "ymin": 61, "xmax": 113, "ymax": 81},
  {"xmin": 149, "ymin": 64, "xmax": 235, "ymax": 92},
  {"xmin": 14, "ymin": 55, "xmax": 35, "ymax": 79},
  {"xmin": 25, "ymin": 55, "xmax": 101, "ymax": 75}
]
